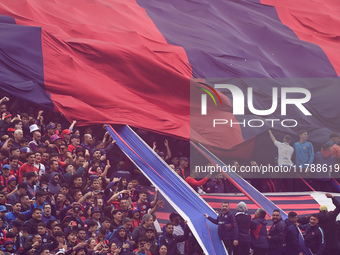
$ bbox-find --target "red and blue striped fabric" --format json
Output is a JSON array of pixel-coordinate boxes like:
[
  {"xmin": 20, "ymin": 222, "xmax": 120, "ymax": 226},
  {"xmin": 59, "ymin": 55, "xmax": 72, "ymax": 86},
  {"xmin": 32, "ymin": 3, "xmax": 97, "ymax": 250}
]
[
  {"xmin": 1, "ymin": 0, "xmax": 340, "ymax": 156},
  {"xmin": 106, "ymin": 125, "xmax": 228, "ymax": 254},
  {"xmin": 157, "ymin": 193, "xmax": 321, "ymax": 228}
]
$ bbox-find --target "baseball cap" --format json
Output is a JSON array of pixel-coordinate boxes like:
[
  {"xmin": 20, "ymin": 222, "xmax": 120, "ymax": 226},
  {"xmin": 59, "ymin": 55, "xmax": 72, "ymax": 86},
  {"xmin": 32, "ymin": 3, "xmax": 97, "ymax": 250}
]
[
  {"xmin": 51, "ymin": 134, "xmax": 61, "ymax": 143},
  {"xmin": 179, "ymin": 157, "xmax": 189, "ymax": 161},
  {"xmin": 46, "ymin": 124, "xmax": 56, "ymax": 130},
  {"xmin": 2, "ymin": 164, "xmax": 10, "ymax": 170},
  {"xmin": 91, "ymin": 207, "xmax": 101, "ymax": 215},
  {"xmin": 132, "ymin": 208, "xmax": 140, "ymax": 215},
  {"xmin": 4, "ymin": 112, "xmax": 12, "ymax": 119},
  {"xmin": 4, "ymin": 238, "xmax": 13, "ymax": 246},
  {"xmin": 20, "ymin": 147, "xmax": 31, "ymax": 153},
  {"xmin": 62, "ymin": 129, "xmax": 72, "ymax": 135},
  {"xmin": 0, "ymin": 205, "xmax": 7, "ymax": 212},
  {"xmin": 7, "ymin": 175, "xmax": 16, "ymax": 184},
  {"xmin": 72, "ymin": 202, "xmax": 82, "ymax": 212}
]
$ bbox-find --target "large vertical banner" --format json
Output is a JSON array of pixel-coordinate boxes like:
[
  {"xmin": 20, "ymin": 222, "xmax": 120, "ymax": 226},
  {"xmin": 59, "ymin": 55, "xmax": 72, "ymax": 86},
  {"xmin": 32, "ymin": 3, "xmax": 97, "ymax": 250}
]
[{"xmin": 106, "ymin": 125, "xmax": 228, "ymax": 255}]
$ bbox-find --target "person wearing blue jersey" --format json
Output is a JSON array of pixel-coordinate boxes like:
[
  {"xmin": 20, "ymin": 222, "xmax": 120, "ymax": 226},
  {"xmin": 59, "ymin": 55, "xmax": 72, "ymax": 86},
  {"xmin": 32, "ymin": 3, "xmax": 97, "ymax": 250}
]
[
  {"xmin": 294, "ymin": 130, "xmax": 314, "ymax": 191},
  {"xmin": 5, "ymin": 201, "xmax": 33, "ymax": 228},
  {"xmin": 294, "ymin": 130, "xmax": 314, "ymax": 170}
]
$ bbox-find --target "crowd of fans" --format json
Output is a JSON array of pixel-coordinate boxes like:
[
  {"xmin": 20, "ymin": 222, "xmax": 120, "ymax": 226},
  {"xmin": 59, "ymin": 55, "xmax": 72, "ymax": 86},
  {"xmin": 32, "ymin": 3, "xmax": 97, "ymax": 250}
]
[
  {"xmin": 0, "ymin": 95, "xmax": 196, "ymax": 255},
  {"xmin": 0, "ymin": 92, "xmax": 339, "ymax": 255}
]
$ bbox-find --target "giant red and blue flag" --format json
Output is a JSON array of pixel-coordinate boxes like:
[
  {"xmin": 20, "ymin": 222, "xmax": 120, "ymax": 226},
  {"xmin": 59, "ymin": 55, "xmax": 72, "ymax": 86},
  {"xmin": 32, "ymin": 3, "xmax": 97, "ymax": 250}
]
[
  {"xmin": 1, "ymin": 0, "xmax": 340, "ymax": 158},
  {"xmin": 2, "ymin": 1, "xmax": 339, "ymax": 254}
]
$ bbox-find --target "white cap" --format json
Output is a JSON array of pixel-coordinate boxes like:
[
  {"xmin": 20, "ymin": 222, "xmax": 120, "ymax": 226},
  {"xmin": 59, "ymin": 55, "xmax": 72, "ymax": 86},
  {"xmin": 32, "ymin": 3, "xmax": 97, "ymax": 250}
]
[
  {"xmin": 55, "ymin": 249, "xmax": 66, "ymax": 255},
  {"xmin": 29, "ymin": 124, "xmax": 39, "ymax": 133}
]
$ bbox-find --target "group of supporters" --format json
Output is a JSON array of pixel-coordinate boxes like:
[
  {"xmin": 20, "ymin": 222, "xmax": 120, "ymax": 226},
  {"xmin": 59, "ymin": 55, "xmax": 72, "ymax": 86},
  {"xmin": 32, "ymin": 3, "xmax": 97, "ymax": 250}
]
[
  {"xmin": 205, "ymin": 193, "xmax": 340, "ymax": 255},
  {"xmin": 0, "ymin": 93, "xmax": 339, "ymax": 255},
  {"xmin": 0, "ymin": 96, "xmax": 201, "ymax": 255},
  {"xmin": 266, "ymin": 129, "xmax": 340, "ymax": 192}
]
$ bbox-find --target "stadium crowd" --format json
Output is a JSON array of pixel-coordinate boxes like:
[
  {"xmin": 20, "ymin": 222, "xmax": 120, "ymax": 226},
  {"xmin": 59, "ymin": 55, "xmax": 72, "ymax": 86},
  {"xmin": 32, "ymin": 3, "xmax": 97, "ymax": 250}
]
[{"xmin": 0, "ymin": 93, "xmax": 339, "ymax": 255}]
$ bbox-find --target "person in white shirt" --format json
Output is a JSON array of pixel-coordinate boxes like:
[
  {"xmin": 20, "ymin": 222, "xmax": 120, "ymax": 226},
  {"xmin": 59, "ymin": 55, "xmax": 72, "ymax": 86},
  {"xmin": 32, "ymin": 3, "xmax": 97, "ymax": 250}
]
[
  {"xmin": 268, "ymin": 130, "xmax": 295, "ymax": 192},
  {"xmin": 34, "ymin": 151, "xmax": 46, "ymax": 177},
  {"xmin": 268, "ymin": 130, "xmax": 294, "ymax": 166}
]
